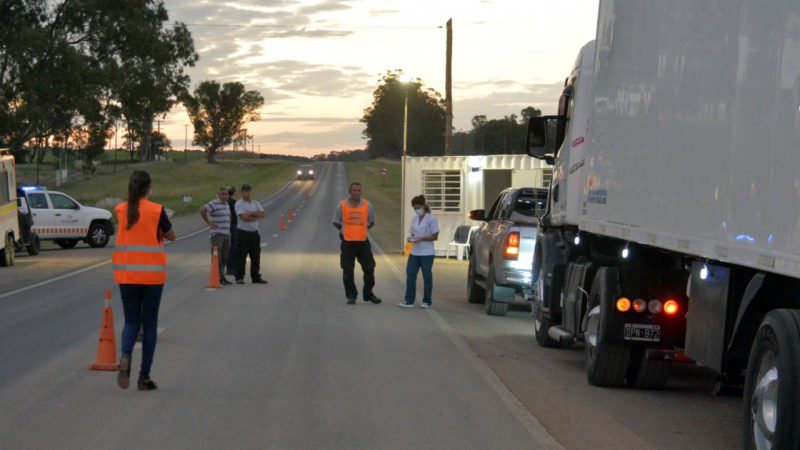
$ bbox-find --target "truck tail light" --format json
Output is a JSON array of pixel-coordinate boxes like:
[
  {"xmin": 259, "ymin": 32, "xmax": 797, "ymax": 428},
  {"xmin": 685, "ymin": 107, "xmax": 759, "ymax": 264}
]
[
  {"xmin": 648, "ymin": 300, "xmax": 662, "ymax": 314},
  {"xmin": 632, "ymin": 298, "xmax": 647, "ymax": 313},
  {"xmin": 616, "ymin": 297, "xmax": 631, "ymax": 312},
  {"xmin": 503, "ymin": 232, "xmax": 520, "ymax": 260},
  {"xmin": 664, "ymin": 300, "xmax": 679, "ymax": 315}
]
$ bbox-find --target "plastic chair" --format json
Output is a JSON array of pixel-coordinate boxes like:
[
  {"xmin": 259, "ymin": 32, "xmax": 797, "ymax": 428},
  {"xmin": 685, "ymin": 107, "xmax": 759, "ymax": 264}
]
[{"xmin": 447, "ymin": 225, "xmax": 474, "ymax": 260}]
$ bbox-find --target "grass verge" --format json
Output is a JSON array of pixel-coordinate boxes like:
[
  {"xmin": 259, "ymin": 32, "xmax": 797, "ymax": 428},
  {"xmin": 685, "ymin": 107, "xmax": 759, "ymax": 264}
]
[
  {"xmin": 344, "ymin": 159, "xmax": 402, "ymax": 253},
  {"xmin": 56, "ymin": 159, "xmax": 297, "ymax": 217}
]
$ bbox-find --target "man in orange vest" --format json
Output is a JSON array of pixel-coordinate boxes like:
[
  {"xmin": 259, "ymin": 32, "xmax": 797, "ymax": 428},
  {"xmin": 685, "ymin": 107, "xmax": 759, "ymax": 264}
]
[{"xmin": 332, "ymin": 182, "xmax": 382, "ymax": 305}]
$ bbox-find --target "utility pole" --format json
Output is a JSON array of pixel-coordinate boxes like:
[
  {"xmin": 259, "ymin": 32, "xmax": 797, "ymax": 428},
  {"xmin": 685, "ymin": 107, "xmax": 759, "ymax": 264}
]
[
  {"xmin": 184, "ymin": 124, "xmax": 188, "ymax": 161},
  {"xmin": 114, "ymin": 120, "xmax": 118, "ymax": 172},
  {"xmin": 445, "ymin": 18, "xmax": 453, "ymax": 156}
]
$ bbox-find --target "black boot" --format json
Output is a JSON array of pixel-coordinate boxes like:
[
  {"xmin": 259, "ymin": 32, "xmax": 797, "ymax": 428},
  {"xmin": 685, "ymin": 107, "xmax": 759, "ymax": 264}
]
[{"xmin": 137, "ymin": 377, "xmax": 158, "ymax": 391}]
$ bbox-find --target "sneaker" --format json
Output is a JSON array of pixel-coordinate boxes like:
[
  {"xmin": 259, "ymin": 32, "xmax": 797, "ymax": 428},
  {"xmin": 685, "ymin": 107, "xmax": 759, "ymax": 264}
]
[
  {"xmin": 398, "ymin": 302, "xmax": 414, "ymax": 308},
  {"xmin": 220, "ymin": 278, "xmax": 232, "ymax": 286},
  {"xmin": 346, "ymin": 296, "xmax": 356, "ymax": 305},
  {"xmin": 235, "ymin": 279, "xmax": 245, "ymax": 284},
  {"xmin": 365, "ymin": 295, "xmax": 382, "ymax": 305},
  {"xmin": 252, "ymin": 278, "xmax": 268, "ymax": 284},
  {"xmin": 137, "ymin": 377, "xmax": 158, "ymax": 391},
  {"xmin": 421, "ymin": 303, "xmax": 432, "ymax": 309},
  {"xmin": 117, "ymin": 353, "xmax": 131, "ymax": 389}
]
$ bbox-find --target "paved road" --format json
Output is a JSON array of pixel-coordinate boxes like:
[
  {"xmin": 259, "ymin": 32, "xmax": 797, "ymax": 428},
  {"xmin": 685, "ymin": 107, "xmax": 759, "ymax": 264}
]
[{"xmin": 0, "ymin": 162, "xmax": 742, "ymax": 450}]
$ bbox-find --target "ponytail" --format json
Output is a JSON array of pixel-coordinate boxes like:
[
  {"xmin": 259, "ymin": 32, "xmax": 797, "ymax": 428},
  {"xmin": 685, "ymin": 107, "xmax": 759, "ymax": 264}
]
[{"xmin": 127, "ymin": 170, "xmax": 152, "ymax": 229}]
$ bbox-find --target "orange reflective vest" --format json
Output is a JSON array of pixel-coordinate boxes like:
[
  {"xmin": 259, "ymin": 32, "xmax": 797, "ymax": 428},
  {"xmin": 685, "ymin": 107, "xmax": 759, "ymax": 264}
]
[
  {"xmin": 341, "ymin": 199, "xmax": 369, "ymax": 241},
  {"xmin": 113, "ymin": 199, "xmax": 167, "ymax": 285}
]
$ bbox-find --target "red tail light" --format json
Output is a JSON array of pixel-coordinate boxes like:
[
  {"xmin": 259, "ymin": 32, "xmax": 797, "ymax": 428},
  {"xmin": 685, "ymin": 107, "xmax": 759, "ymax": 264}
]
[
  {"xmin": 664, "ymin": 300, "xmax": 679, "ymax": 315},
  {"xmin": 503, "ymin": 232, "xmax": 520, "ymax": 260}
]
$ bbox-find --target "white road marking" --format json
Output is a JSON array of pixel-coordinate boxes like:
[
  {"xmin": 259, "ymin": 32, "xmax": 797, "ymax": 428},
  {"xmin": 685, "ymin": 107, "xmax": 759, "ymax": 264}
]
[
  {"xmin": 133, "ymin": 327, "xmax": 166, "ymax": 350},
  {"xmin": 272, "ymin": 234, "xmax": 278, "ymax": 238},
  {"xmin": 260, "ymin": 243, "xmax": 268, "ymax": 247}
]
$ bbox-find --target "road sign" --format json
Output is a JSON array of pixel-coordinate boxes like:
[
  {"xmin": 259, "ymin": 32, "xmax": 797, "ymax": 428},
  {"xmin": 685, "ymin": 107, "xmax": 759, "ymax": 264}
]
[{"xmin": 380, "ymin": 168, "xmax": 388, "ymax": 185}]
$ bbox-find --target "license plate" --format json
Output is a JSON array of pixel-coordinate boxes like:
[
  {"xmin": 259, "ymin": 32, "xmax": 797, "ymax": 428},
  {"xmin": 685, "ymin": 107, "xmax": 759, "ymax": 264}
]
[{"xmin": 624, "ymin": 324, "xmax": 661, "ymax": 342}]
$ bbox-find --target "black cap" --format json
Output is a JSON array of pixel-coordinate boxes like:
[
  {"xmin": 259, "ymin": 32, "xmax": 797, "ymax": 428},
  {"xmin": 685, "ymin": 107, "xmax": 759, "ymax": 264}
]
[{"xmin": 241, "ymin": 183, "xmax": 252, "ymax": 192}]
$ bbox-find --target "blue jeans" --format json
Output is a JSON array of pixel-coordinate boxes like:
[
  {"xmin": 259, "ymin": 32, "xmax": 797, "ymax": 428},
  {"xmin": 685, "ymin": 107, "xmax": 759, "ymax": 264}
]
[
  {"xmin": 119, "ymin": 284, "xmax": 164, "ymax": 378},
  {"xmin": 405, "ymin": 255, "xmax": 434, "ymax": 305}
]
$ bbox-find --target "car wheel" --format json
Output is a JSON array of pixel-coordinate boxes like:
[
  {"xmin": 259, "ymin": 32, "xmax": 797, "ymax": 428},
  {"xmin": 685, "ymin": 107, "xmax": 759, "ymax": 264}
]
[
  {"xmin": 55, "ymin": 239, "xmax": 79, "ymax": 249},
  {"xmin": 27, "ymin": 234, "xmax": 40, "ymax": 256},
  {"xmin": 467, "ymin": 252, "xmax": 486, "ymax": 304},
  {"xmin": 87, "ymin": 223, "xmax": 110, "ymax": 248},
  {"xmin": 533, "ymin": 277, "xmax": 559, "ymax": 347},
  {"xmin": 743, "ymin": 309, "xmax": 800, "ymax": 450},
  {"xmin": 0, "ymin": 234, "xmax": 15, "ymax": 267},
  {"xmin": 485, "ymin": 265, "xmax": 509, "ymax": 317}
]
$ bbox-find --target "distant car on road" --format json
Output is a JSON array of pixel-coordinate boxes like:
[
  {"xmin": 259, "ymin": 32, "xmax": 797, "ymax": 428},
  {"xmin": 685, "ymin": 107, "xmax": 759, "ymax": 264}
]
[
  {"xmin": 297, "ymin": 165, "xmax": 314, "ymax": 180},
  {"xmin": 467, "ymin": 187, "xmax": 548, "ymax": 316},
  {"xmin": 19, "ymin": 187, "xmax": 115, "ymax": 249}
]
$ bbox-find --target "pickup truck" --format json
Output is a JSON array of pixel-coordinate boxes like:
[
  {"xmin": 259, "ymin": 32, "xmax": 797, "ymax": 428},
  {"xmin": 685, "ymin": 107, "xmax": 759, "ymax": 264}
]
[{"xmin": 467, "ymin": 187, "xmax": 547, "ymax": 316}]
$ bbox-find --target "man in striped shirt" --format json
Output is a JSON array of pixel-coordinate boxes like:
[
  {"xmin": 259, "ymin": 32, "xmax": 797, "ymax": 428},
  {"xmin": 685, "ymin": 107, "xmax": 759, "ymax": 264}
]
[{"xmin": 199, "ymin": 187, "xmax": 232, "ymax": 285}]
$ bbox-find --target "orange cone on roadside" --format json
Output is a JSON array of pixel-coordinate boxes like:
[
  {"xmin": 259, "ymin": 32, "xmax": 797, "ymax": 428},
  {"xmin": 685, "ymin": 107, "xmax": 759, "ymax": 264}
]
[
  {"xmin": 90, "ymin": 290, "xmax": 120, "ymax": 371},
  {"xmin": 279, "ymin": 214, "xmax": 287, "ymax": 231},
  {"xmin": 207, "ymin": 245, "xmax": 222, "ymax": 289},
  {"xmin": 288, "ymin": 208, "xmax": 294, "ymax": 223}
]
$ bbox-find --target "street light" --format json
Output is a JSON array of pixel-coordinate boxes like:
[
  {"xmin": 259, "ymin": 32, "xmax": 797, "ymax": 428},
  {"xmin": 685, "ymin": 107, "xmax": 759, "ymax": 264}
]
[{"xmin": 399, "ymin": 73, "xmax": 412, "ymax": 251}]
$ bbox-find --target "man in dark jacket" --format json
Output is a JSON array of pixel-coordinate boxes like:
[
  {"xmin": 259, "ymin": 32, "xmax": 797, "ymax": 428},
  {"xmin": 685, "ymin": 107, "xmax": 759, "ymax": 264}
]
[{"xmin": 226, "ymin": 186, "xmax": 239, "ymax": 276}]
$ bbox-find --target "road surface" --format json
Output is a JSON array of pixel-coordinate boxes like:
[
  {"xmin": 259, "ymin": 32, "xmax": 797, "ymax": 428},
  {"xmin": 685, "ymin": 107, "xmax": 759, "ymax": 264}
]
[{"xmin": 0, "ymin": 162, "xmax": 741, "ymax": 449}]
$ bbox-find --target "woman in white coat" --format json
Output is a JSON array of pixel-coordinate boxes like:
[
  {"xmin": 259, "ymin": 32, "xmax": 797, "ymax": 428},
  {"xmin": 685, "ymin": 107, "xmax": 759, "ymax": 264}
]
[{"xmin": 399, "ymin": 195, "xmax": 439, "ymax": 308}]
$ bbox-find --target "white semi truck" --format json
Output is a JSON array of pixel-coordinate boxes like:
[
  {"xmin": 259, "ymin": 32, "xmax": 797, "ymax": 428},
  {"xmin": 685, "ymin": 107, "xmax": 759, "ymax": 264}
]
[{"xmin": 527, "ymin": 1, "xmax": 800, "ymax": 448}]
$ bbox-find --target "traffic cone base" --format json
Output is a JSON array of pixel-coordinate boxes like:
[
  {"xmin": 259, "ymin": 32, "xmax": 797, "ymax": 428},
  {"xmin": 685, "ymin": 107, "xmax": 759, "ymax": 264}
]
[
  {"xmin": 207, "ymin": 245, "xmax": 222, "ymax": 289},
  {"xmin": 279, "ymin": 214, "xmax": 287, "ymax": 231},
  {"xmin": 288, "ymin": 208, "xmax": 294, "ymax": 223},
  {"xmin": 90, "ymin": 291, "xmax": 120, "ymax": 371}
]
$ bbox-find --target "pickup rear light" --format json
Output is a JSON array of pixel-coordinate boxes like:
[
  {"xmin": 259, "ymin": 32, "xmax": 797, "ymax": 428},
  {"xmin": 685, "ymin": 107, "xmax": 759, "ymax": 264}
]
[{"xmin": 503, "ymin": 232, "xmax": 520, "ymax": 260}]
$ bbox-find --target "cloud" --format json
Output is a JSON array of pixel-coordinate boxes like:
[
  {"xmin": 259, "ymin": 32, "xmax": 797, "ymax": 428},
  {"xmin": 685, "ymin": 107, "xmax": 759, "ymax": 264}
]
[
  {"xmin": 453, "ymin": 83, "xmax": 563, "ymax": 130},
  {"xmin": 242, "ymin": 60, "xmax": 372, "ymax": 98},
  {"xmin": 256, "ymin": 122, "xmax": 364, "ymax": 155},
  {"xmin": 369, "ymin": 8, "xmax": 399, "ymax": 17},
  {"xmin": 298, "ymin": 1, "xmax": 353, "ymax": 15}
]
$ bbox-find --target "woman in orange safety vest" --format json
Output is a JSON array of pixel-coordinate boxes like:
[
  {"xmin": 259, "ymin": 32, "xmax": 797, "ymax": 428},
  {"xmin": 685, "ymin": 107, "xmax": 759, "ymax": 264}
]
[{"xmin": 113, "ymin": 170, "xmax": 175, "ymax": 391}]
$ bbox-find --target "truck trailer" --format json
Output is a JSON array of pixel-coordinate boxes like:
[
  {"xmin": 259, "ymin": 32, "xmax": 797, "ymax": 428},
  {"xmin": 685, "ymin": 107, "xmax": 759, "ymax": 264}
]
[{"xmin": 527, "ymin": 1, "xmax": 800, "ymax": 448}]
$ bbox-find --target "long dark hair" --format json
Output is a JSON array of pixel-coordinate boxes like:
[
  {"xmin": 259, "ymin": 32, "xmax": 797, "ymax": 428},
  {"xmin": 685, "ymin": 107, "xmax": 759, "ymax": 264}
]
[
  {"xmin": 127, "ymin": 170, "xmax": 152, "ymax": 229},
  {"xmin": 411, "ymin": 195, "xmax": 431, "ymax": 213}
]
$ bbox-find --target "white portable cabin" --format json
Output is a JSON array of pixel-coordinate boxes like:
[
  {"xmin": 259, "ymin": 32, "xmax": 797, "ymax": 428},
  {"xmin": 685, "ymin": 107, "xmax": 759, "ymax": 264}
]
[{"xmin": 400, "ymin": 154, "xmax": 551, "ymax": 255}]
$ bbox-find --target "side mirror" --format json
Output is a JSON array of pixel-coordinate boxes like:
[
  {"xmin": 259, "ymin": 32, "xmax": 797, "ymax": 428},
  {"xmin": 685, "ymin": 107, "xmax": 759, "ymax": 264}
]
[
  {"xmin": 526, "ymin": 115, "xmax": 566, "ymax": 165},
  {"xmin": 469, "ymin": 209, "xmax": 486, "ymax": 221}
]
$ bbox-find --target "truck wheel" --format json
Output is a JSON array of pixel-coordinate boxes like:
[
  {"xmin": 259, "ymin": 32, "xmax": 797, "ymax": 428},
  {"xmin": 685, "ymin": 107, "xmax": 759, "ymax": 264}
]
[
  {"xmin": 533, "ymin": 278, "xmax": 559, "ymax": 347},
  {"xmin": 87, "ymin": 223, "xmax": 110, "ymax": 248},
  {"xmin": 584, "ymin": 298, "xmax": 631, "ymax": 387},
  {"xmin": 0, "ymin": 234, "xmax": 15, "ymax": 267},
  {"xmin": 628, "ymin": 347, "xmax": 670, "ymax": 389},
  {"xmin": 743, "ymin": 309, "xmax": 800, "ymax": 450},
  {"xmin": 467, "ymin": 253, "xmax": 486, "ymax": 304},
  {"xmin": 485, "ymin": 265, "xmax": 510, "ymax": 316},
  {"xmin": 55, "ymin": 239, "xmax": 79, "ymax": 249},
  {"xmin": 26, "ymin": 234, "xmax": 40, "ymax": 256}
]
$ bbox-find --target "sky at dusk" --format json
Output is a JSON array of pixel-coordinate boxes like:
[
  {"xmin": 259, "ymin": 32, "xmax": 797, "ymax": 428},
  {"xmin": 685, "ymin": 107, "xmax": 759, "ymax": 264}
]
[{"xmin": 160, "ymin": 0, "xmax": 599, "ymax": 156}]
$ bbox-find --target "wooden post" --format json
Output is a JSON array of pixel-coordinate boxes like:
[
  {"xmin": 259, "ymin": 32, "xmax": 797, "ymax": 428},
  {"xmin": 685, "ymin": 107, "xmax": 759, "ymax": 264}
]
[{"xmin": 445, "ymin": 18, "xmax": 453, "ymax": 156}]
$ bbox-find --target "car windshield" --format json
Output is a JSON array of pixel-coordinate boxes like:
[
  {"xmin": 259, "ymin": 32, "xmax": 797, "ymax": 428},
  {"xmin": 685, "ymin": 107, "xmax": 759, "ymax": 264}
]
[
  {"xmin": 300, "ymin": 165, "xmax": 312, "ymax": 171},
  {"xmin": 509, "ymin": 192, "xmax": 547, "ymax": 224}
]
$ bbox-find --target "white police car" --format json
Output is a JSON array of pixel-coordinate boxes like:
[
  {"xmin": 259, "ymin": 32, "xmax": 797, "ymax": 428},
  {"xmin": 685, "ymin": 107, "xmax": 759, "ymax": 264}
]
[{"xmin": 19, "ymin": 187, "xmax": 115, "ymax": 249}]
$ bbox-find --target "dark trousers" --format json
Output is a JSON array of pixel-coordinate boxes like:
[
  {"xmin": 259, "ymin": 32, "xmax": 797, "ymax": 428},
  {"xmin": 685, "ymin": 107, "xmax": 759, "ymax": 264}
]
[
  {"xmin": 405, "ymin": 254, "xmax": 435, "ymax": 305},
  {"xmin": 235, "ymin": 229, "xmax": 261, "ymax": 281},
  {"xmin": 119, "ymin": 284, "xmax": 164, "ymax": 378},
  {"xmin": 210, "ymin": 234, "xmax": 230, "ymax": 281},
  {"xmin": 226, "ymin": 229, "xmax": 239, "ymax": 274},
  {"xmin": 340, "ymin": 240, "xmax": 376, "ymax": 299}
]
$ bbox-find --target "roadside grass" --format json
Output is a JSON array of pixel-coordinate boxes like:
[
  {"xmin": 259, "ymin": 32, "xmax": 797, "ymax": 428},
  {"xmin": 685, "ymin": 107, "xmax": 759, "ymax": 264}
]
[
  {"xmin": 55, "ymin": 159, "xmax": 297, "ymax": 217},
  {"xmin": 344, "ymin": 159, "xmax": 402, "ymax": 253}
]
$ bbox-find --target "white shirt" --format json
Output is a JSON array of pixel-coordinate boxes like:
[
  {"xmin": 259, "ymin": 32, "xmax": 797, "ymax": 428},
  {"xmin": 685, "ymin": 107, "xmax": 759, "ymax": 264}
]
[
  {"xmin": 235, "ymin": 199, "xmax": 264, "ymax": 232},
  {"xmin": 408, "ymin": 213, "xmax": 439, "ymax": 256}
]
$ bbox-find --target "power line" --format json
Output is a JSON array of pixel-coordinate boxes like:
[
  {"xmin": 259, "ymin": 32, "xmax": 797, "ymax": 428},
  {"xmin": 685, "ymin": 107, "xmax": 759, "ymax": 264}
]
[{"xmin": 184, "ymin": 23, "xmax": 444, "ymax": 30}]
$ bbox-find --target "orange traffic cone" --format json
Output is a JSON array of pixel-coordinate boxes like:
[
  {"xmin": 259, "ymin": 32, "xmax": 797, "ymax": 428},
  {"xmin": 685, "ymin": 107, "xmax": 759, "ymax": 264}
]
[
  {"xmin": 207, "ymin": 245, "xmax": 222, "ymax": 289},
  {"xmin": 90, "ymin": 290, "xmax": 120, "ymax": 371},
  {"xmin": 279, "ymin": 214, "xmax": 287, "ymax": 231},
  {"xmin": 288, "ymin": 208, "xmax": 294, "ymax": 223}
]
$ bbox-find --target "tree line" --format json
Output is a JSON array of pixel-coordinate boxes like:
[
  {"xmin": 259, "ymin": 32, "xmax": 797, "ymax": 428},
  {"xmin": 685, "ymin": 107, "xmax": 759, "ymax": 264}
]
[
  {"xmin": 0, "ymin": 0, "xmax": 198, "ymax": 165},
  {"xmin": 359, "ymin": 70, "xmax": 542, "ymax": 159}
]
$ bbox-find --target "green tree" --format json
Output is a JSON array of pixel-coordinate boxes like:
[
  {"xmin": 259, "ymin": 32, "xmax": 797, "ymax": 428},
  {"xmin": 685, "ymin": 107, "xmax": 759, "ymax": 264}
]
[
  {"xmin": 361, "ymin": 70, "xmax": 446, "ymax": 158},
  {"xmin": 182, "ymin": 80, "xmax": 264, "ymax": 163}
]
